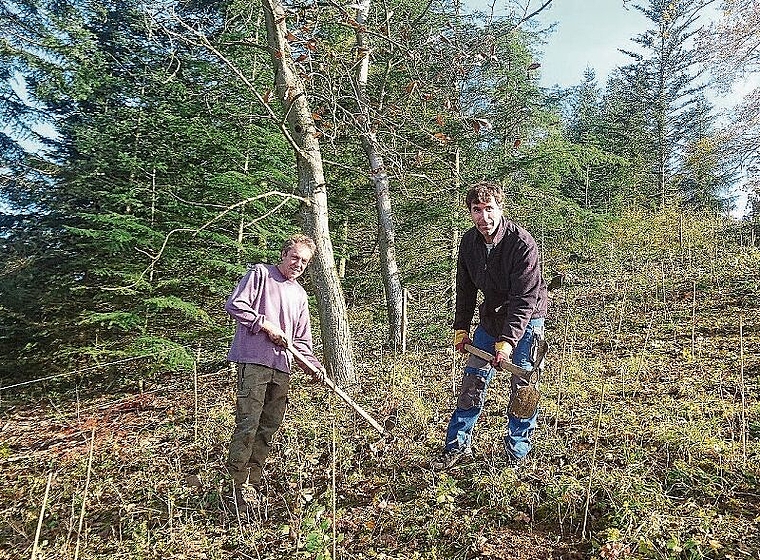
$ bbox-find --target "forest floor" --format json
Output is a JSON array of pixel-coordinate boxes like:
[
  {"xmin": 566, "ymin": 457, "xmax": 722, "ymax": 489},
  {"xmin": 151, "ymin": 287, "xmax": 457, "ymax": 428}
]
[{"xmin": 1, "ymin": 209, "xmax": 759, "ymax": 560}]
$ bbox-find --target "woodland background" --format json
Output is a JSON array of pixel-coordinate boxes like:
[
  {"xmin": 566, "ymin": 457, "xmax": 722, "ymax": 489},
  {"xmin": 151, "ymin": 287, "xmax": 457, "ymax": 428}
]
[{"xmin": 0, "ymin": 0, "xmax": 758, "ymax": 559}]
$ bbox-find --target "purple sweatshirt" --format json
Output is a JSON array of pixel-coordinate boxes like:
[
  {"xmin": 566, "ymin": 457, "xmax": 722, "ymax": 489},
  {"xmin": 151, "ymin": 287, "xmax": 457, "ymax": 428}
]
[{"xmin": 225, "ymin": 264, "xmax": 323, "ymax": 374}]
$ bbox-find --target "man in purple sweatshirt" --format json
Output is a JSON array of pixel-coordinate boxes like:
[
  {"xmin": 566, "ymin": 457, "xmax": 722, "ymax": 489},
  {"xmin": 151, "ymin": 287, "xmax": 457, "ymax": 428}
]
[
  {"xmin": 432, "ymin": 182, "xmax": 548, "ymax": 471},
  {"xmin": 224, "ymin": 234, "xmax": 325, "ymax": 510}
]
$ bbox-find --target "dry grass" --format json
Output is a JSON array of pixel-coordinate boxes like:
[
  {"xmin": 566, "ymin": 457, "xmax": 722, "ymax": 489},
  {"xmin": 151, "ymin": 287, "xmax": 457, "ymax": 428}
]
[{"xmin": 1, "ymin": 208, "xmax": 758, "ymax": 559}]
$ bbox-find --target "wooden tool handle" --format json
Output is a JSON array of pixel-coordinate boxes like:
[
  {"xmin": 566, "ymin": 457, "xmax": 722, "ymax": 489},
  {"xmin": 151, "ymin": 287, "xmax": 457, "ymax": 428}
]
[
  {"xmin": 463, "ymin": 343, "xmax": 532, "ymax": 380},
  {"xmin": 287, "ymin": 344, "xmax": 387, "ymax": 436}
]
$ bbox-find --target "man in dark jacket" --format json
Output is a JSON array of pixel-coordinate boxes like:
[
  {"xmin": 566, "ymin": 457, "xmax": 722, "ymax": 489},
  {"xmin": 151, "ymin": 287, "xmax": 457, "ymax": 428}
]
[{"xmin": 432, "ymin": 181, "xmax": 548, "ymax": 470}]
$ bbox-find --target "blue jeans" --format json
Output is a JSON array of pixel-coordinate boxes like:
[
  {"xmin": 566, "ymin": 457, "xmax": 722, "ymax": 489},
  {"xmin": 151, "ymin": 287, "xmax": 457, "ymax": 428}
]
[{"xmin": 444, "ymin": 318, "xmax": 545, "ymax": 459}]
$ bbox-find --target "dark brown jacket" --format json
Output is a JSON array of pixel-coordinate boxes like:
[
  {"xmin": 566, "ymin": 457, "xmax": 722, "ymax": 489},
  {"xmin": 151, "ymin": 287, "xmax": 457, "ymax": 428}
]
[{"xmin": 453, "ymin": 217, "xmax": 548, "ymax": 347}]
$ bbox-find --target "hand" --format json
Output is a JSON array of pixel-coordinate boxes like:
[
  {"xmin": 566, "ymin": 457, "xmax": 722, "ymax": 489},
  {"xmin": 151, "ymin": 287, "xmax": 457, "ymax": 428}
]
[
  {"xmin": 492, "ymin": 341, "xmax": 513, "ymax": 371},
  {"xmin": 262, "ymin": 319, "xmax": 288, "ymax": 347},
  {"xmin": 310, "ymin": 366, "xmax": 326, "ymax": 384},
  {"xmin": 453, "ymin": 329, "xmax": 472, "ymax": 354}
]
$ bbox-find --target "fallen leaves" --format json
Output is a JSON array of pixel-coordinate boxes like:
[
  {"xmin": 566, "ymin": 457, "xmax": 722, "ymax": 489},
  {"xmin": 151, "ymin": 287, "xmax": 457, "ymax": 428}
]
[{"xmin": 432, "ymin": 132, "xmax": 451, "ymax": 145}]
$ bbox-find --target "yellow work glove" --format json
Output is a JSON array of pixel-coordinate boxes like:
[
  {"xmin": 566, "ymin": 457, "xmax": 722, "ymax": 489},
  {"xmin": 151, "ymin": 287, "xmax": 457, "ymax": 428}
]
[
  {"xmin": 493, "ymin": 340, "xmax": 513, "ymax": 371},
  {"xmin": 453, "ymin": 329, "xmax": 472, "ymax": 353}
]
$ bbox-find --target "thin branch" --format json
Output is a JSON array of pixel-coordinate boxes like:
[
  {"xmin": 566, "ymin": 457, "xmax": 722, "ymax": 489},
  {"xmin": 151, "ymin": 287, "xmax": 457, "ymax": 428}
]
[
  {"xmin": 103, "ymin": 191, "xmax": 310, "ymax": 291},
  {"xmin": 409, "ymin": 0, "xmax": 434, "ymax": 27},
  {"xmin": 163, "ymin": 189, "xmax": 240, "ymax": 209},
  {"xmin": 156, "ymin": 10, "xmax": 310, "ymax": 160},
  {"xmin": 0, "ymin": 353, "xmax": 165, "ymax": 392},
  {"xmin": 517, "ymin": 0, "xmax": 554, "ymax": 27},
  {"xmin": 31, "ymin": 473, "xmax": 53, "ymax": 560},
  {"xmin": 73, "ymin": 428, "xmax": 96, "ymax": 560},
  {"xmin": 243, "ymin": 198, "xmax": 292, "ymax": 229}
]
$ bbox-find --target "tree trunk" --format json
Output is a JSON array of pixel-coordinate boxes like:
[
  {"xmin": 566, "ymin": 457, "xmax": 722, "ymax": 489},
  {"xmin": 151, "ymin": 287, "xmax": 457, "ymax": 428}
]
[
  {"xmin": 262, "ymin": 0, "xmax": 356, "ymax": 384},
  {"xmin": 353, "ymin": 0, "xmax": 404, "ymax": 350},
  {"xmin": 361, "ymin": 133, "xmax": 404, "ymax": 349},
  {"xmin": 657, "ymin": 29, "xmax": 668, "ymax": 208}
]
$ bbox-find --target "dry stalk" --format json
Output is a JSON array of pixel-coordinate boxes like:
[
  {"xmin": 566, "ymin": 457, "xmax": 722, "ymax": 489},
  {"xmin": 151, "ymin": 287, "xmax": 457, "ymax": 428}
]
[
  {"xmin": 606, "ymin": 288, "xmax": 627, "ymax": 354},
  {"xmin": 31, "ymin": 472, "xmax": 53, "ymax": 560},
  {"xmin": 449, "ymin": 198, "xmax": 458, "ymax": 319},
  {"xmin": 633, "ymin": 310, "xmax": 656, "ymax": 394},
  {"xmin": 331, "ymin": 400, "xmax": 337, "ymax": 560},
  {"xmin": 691, "ymin": 280, "xmax": 697, "ymax": 360},
  {"xmin": 232, "ymin": 483, "xmax": 244, "ymax": 534},
  {"xmin": 168, "ymin": 486, "xmax": 173, "ymax": 536},
  {"xmin": 582, "ymin": 382, "xmax": 606, "ymax": 539},
  {"xmin": 451, "ymin": 352, "xmax": 457, "ymax": 397},
  {"xmin": 194, "ymin": 343, "xmax": 201, "ymax": 442},
  {"xmin": 401, "ymin": 288, "xmax": 408, "ymax": 353},
  {"xmin": 73, "ymin": 427, "xmax": 96, "ymax": 560},
  {"xmin": 554, "ymin": 309, "xmax": 571, "ymax": 435},
  {"xmin": 615, "ymin": 291, "xmax": 627, "ymax": 339},
  {"xmin": 739, "ymin": 315, "xmax": 747, "ymax": 464}
]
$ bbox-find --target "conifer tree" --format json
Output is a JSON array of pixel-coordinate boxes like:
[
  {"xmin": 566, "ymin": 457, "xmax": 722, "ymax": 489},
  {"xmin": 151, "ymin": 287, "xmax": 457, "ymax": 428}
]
[
  {"xmin": 617, "ymin": 0, "xmax": 730, "ymax": 208},
  {"xmin": 0, "ymin": 0, "xmax": 296, "ymax": 376},
  {"xmin": 562, "ymin": 68, "xmax": 629, "ymax": 210},
  {"xmin": 676, "ymin": 94, "xmax": 736, "ymax": 209},
  {"xmin": 698, "ymin": 0, "xmax": 760, "ymax": 219}
]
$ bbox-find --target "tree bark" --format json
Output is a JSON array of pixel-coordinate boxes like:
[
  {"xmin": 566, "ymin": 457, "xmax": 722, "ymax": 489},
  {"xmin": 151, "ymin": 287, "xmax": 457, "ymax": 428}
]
[
  {"xmin": 262, "ymin": 0, "xmax": 356, "ymax": 384},
  {"xmin": 352, "ymin": 0, "xmax": 404, "ymax": 350}
]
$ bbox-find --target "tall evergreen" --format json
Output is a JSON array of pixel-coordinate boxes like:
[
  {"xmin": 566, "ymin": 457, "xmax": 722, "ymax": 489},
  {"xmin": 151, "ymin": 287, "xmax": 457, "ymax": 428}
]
[
  {"xmin": 616, "ymin": 0, "xmax": 731, "ymax": 208},
  {"xmin": 697, "ymin": 0, "xmax": 760, "ymax": 220},
  {"xmin": 0, "ymin": 0, "xmax": 296, "ymax": 376},
  {"xmin": 676, "ymin": 94, "xmax": 736, "ymax": 209},
  {"xmin": 561, "ymin": 68, "xmax": 629, "ymax": 210}
]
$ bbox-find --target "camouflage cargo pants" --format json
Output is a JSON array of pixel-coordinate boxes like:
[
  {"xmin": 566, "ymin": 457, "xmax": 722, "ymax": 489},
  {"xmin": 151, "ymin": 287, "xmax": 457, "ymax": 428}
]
[{"xmin": 227, "ymin": 363, "xmax": 290, "ymax": 486}]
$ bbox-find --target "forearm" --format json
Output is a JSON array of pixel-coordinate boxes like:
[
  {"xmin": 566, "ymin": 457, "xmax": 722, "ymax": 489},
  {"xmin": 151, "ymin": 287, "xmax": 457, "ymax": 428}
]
[
  {"xmin": 225, "ymin": 267, "xmax": 267, "ymax": 332},
  {"xmin": 292, "ymin": 340, "xmax": 323, "ymax": 371},
  {"xmin": 225, "ymin": 297, "xmax": 265, "ymax": 332},
  {"xmin": 292, "ymin": 307, "xmax": 323, "ymax": 371}
]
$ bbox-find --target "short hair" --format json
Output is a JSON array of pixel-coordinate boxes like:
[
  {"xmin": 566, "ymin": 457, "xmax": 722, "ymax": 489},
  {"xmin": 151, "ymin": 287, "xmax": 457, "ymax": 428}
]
[
  {"xmin": 465, "ymin": 181, "xmax": 504, "ymax": 209},
  {"xmin": 281, "ymin": 234, "xmax": 316, "ymax": 256}
]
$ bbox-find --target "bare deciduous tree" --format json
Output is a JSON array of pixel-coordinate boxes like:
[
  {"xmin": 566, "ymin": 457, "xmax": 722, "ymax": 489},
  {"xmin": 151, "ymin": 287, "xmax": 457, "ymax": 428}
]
[
  {"xmin": 350, "ymin": 0, "xmax": 404, "ymax": 350},
  {"xmin": 155, "ymin": 1, "xmax": 359, "ymax": 383},
  {"xmin": 698, "ymin": 0, "xmax": 760, "ymax": 194},
  {"xmin": 261, "ymin": 0, "xmax": 357, "ymax": 383}
]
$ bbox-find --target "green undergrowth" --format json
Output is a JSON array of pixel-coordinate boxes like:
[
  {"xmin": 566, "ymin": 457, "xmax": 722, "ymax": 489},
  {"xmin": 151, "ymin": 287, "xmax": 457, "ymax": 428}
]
[{"xmin": 1, "ymin": 208, "xmax": 758, "ymax": 559}]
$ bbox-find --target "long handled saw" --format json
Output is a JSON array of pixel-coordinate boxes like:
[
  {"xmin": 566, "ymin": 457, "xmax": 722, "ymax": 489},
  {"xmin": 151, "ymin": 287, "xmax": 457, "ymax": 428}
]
[{"xmin": 287, "ymin": 344, "xmax": 392, "ymax": 438}]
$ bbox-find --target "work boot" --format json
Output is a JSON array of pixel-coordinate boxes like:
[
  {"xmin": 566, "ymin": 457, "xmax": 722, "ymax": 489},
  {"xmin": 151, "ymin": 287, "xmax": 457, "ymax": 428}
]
[
  {"xmin": 430, "ymin": 447, "xmax": 473, "ymax": 470},
  {"xmin": 229, "ymin": 481, "xmax": 259, "ymax": 514},
  {"xmin": 502, "ymin": 452, "xmax": 528, "ymax": 472}
]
